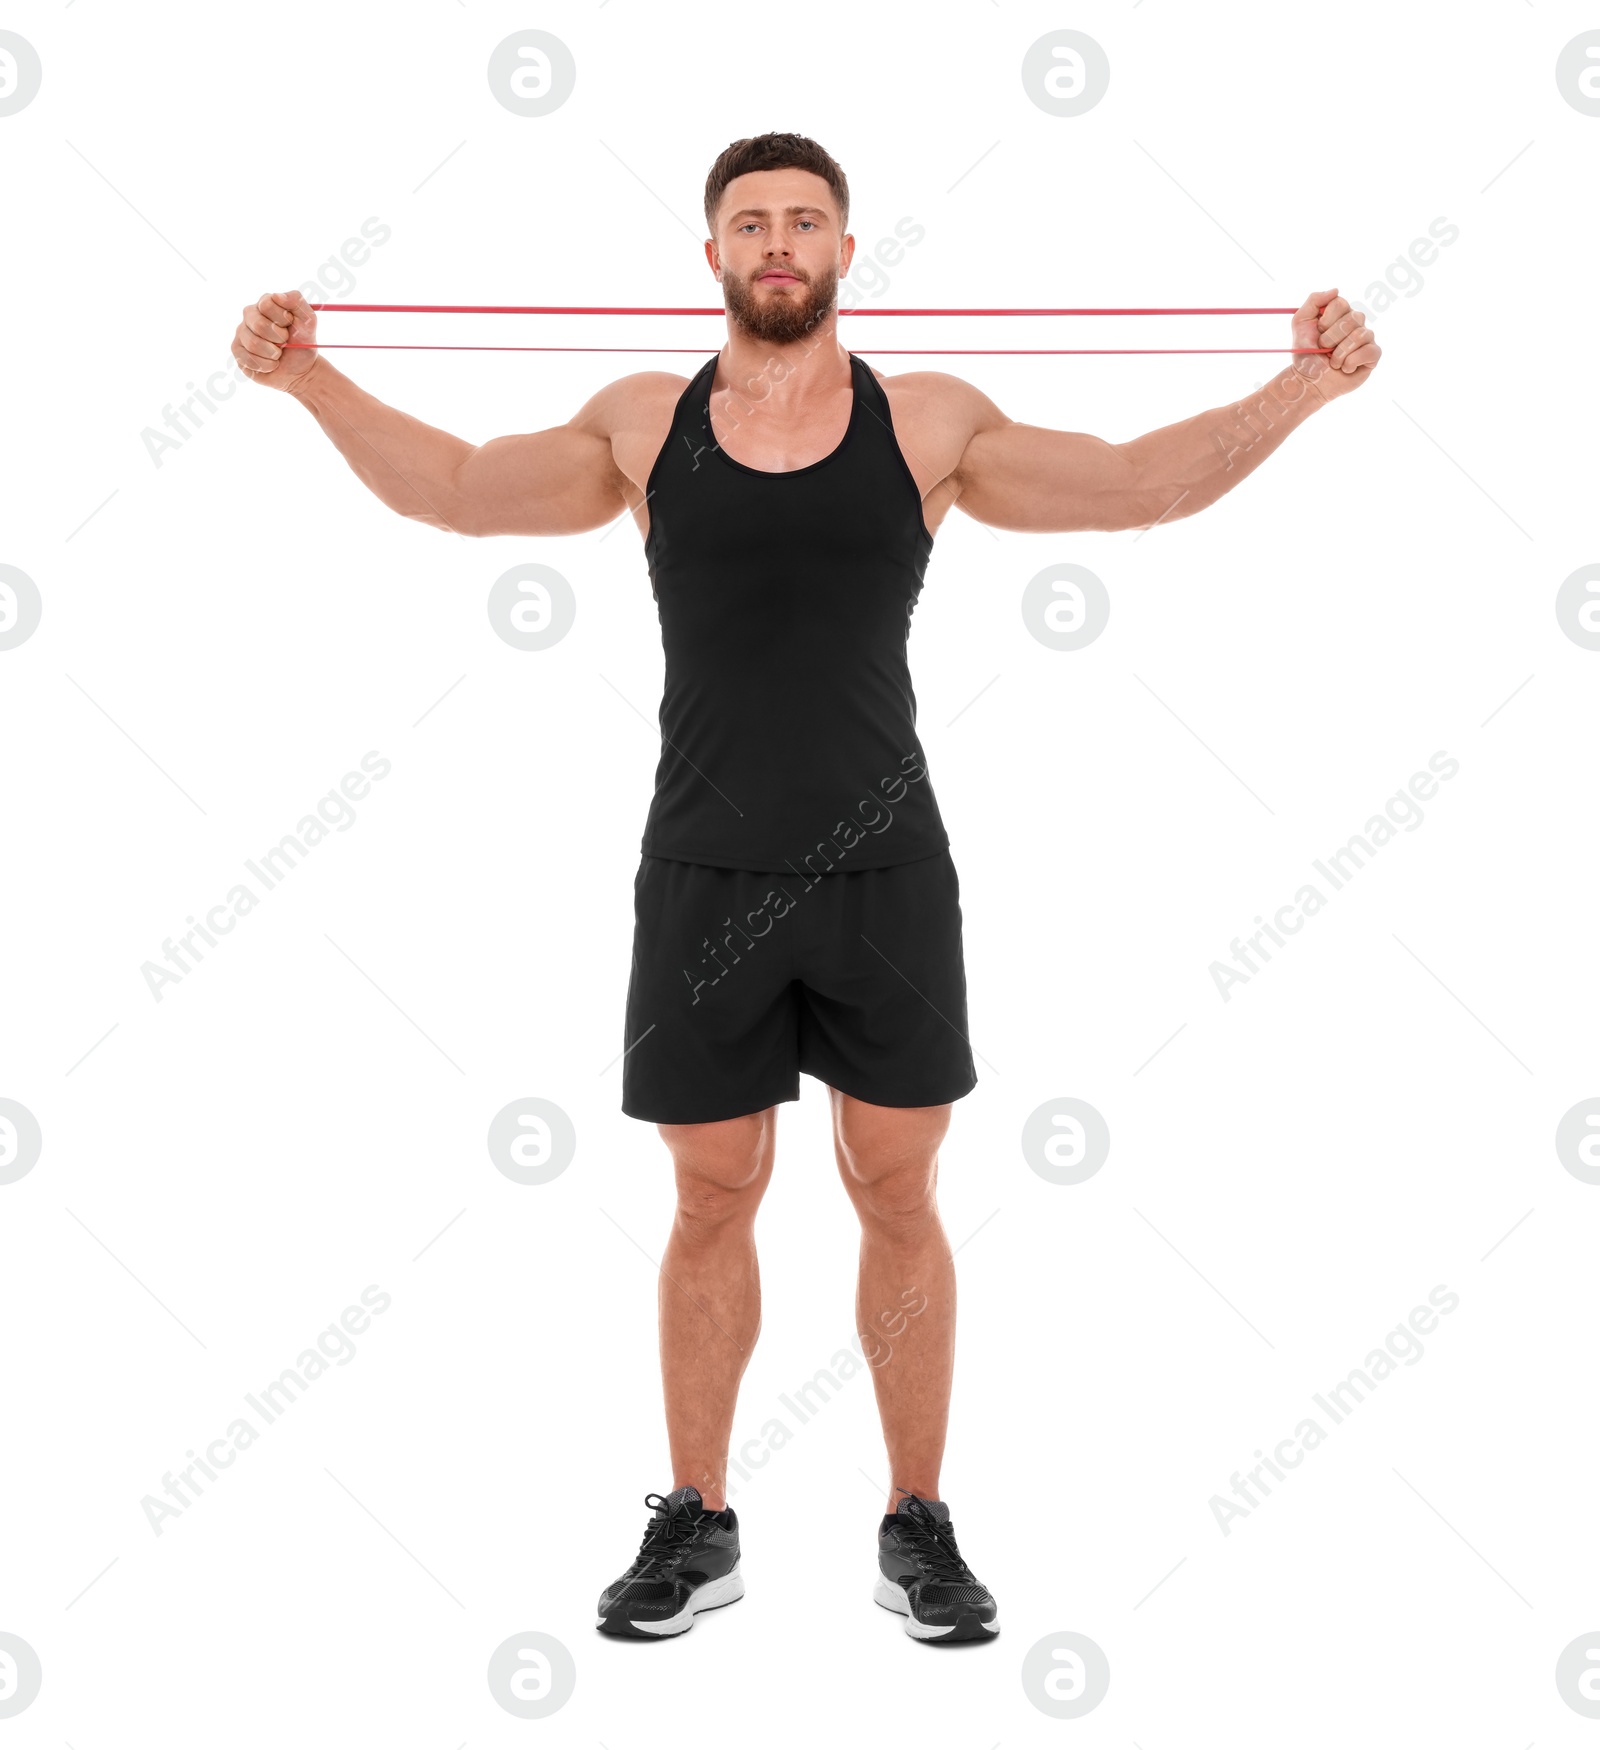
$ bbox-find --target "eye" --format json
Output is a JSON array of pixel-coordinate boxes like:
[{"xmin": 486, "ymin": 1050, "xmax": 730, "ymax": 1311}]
[
  {"xmin": 796, "ymin": 220, "xmax": 816, "ymax": 231},
  {"xmin": 738, "ymin": 222, "xmax": 759, "ymax": 234}
]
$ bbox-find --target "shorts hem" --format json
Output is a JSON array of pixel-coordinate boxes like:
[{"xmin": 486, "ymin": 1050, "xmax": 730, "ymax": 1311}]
[
  {"xmin": 621, "ymin": 1084, "xmax": 801, "ymax": 1126},
  {"xmin": 801, "ymin": 1066, "xmax": 979, "ymax": 1109}
]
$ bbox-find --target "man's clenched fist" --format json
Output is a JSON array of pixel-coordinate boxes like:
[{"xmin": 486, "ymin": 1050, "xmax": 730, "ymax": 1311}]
[
  {"xmin": 232, "ymin": 291, "xmax": 319, "ymax": 391},
  {"xmin": 1293, "ymin": 288, "xmax": 1381, "ymax": 401}
]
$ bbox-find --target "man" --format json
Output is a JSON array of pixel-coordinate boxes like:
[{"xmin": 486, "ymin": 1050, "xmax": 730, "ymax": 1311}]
[{"xmin": 231, "ymin": 131, "xmax": 1379, "ymax": 1645}]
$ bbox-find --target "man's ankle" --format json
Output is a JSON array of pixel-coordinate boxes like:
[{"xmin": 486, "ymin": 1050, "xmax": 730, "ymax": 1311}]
[
  {"xmin": 886, "ymin": 1482, "xmax": 941, "ymax": 1514},
  {"xmin": 676, "ymin": 1476, "xmax": 727, "ymax": 1512}
]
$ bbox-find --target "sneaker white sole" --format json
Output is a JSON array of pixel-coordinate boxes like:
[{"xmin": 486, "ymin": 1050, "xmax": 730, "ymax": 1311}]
[
  {"xmin": 597, "ymin": 1565, "xmax": 745, "ymax": 1636},
  {"xmin": 874, "ymin": 1574, "xmax": 999, "ymax": 1639}
]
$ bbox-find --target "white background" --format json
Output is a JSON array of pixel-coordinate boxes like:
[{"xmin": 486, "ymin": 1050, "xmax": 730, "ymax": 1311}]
[{"xmin": 2, "ymin": 0, "xmax": 1597, "ymax": 1743}]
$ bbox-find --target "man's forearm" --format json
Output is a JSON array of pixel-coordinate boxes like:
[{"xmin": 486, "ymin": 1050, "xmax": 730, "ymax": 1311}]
[
  {"xmin": 1121, "ymin": 359, "xmax": 1331, "ymax": 526},
  {"xmin": 287, "ymin": 355, "xmax": 474, "ymax": 532}
]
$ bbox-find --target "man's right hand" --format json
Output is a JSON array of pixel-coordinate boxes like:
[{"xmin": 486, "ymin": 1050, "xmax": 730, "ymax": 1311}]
[{"xmin": 232, "ymin": 291, "xmax": 320, "ymax": 392}]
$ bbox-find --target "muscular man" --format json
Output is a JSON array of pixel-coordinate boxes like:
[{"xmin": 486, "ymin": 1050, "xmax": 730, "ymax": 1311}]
[{"xmin": 231, "ymin": 131, "xmax": 1379, "ymax": 1645}]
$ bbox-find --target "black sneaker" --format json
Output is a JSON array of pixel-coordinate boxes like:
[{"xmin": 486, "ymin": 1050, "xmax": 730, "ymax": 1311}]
[
  {"xmin": 875, "ymin": 1492, "xmax": 999, "ymax": 1641},
  {"xmin": 595, "ymin": 1485, "xmax": 744, "ymax": 1639}
]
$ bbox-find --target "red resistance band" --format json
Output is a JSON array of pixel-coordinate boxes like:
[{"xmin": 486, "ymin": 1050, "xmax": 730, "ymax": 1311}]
[{"xmin": 291, "ymin": 304, "xmax": 1334, "ymax": 356}]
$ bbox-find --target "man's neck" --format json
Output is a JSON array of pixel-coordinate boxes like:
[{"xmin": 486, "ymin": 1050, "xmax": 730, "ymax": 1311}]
[{"xmin": 715, "ymin": 315, "xmax": 852, "ymax": 410}]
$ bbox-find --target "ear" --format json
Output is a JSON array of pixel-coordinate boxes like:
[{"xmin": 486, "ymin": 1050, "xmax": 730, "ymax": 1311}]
[
  {"xmin": 704, "ymin": 237, "xmax": 720, "ymax": 280},
  {"xmin": 839, "ymin": 231, "xmax": 856, "ymax": 277}
]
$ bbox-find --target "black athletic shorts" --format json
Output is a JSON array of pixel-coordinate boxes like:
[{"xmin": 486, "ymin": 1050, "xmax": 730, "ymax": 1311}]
[{"xmin": 621, "ymin": 850, "xmax": 979, "ymax": 1125}]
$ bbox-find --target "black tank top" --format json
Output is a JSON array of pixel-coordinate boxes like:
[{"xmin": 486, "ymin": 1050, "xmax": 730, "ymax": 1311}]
[{"xmin": 639, "ymin": 351, "xmax": 949, "ymax": 875}]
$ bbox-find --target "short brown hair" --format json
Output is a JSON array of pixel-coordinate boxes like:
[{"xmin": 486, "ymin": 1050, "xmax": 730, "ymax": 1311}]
[{"xmin": 703, "ymin": 132, "xmax": 850, "ymax": 236}]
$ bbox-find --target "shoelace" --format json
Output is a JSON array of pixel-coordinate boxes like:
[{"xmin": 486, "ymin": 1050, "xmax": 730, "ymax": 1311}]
[
  {"xmin": 895, "ymin": 1495, "xmax": 976, "ymax": 1583},
  {"xmin": 628, "ymin": 1493, "xmax": 704, "ymax": 1581}
]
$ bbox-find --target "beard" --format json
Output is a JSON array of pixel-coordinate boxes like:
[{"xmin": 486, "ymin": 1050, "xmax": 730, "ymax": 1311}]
[{"xmin": 722, "ymin": 261, "xmax": 838, "ymax": 345}]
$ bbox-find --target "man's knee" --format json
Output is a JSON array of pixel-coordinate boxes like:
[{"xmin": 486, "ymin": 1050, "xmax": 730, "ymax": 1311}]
[
  {"xmin": 844, "ymin": 1156, "xmax": 940, "ymax": 1234},
  {"xmin": 833, "ymin": 1098, "xmax": 948, "ymax": 1218},
  {"xmin": 833, "ymin": 1105, "xmax": 947, "ymax": 1233},
  {"xmin": 660, "ymin": 1108, "xmax": 774, "ymax": 1236}
]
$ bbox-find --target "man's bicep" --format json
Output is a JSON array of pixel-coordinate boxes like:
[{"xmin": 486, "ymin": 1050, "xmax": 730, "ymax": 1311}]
[
  {"xmin": 451, "ymin": 422, "xmax": 627, "ymax": 538},
  {"xmin": 950, "ymin": 421, "xmax": 1144, "ymax": 533}
]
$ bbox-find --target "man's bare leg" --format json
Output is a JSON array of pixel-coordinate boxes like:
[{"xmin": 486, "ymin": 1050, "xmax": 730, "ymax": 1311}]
[
  {"xmin": 828, "ymin": 1089, "xmax": 957, "ymax": 1512},
  {"xmin": 656, "ymin": 1107, "xmax": 777, "ymax": 1511}
]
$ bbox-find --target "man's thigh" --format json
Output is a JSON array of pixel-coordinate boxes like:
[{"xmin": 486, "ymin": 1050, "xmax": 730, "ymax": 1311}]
[
  {"xmin": 622, "ymin": 858, "xmax": 803, "ymax": 1126},
  {"xmin": 794, "ymin": 851, "xmax": 979, "ymax": 1110}
]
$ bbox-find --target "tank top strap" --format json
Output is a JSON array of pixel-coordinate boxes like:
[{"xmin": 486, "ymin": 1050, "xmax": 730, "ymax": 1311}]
[
  {"xmin": 849, "ymin": 351, "xmax": 886, "ymax": 414},
  {"xmin": 674, "ymin": 354, "xmax": 719, "ymax": 447}
]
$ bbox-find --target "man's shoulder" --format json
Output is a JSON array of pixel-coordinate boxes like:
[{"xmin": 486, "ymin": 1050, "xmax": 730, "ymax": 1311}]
[
  {"xmin": 868, "ymin": 362, "xmax": 975, "ymax": 397},
  {"xmin": 572, "ymin": 369, "xmax": 696, "ymax": 436},
  {"xmin": 868, "ymin": 364, "xmax": 1008, "ymax": 443}
]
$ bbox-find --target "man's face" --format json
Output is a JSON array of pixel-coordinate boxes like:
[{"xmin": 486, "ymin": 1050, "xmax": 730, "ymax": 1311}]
[{"xmin": 707, "ymin": 167, "xmax": 854, "ymax": 345}]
